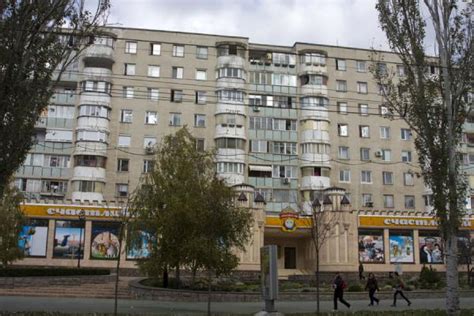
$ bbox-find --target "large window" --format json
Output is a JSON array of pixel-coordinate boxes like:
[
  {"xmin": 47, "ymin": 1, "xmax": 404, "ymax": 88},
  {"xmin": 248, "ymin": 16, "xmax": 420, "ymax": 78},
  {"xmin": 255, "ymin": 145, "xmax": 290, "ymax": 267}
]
[
  {"xmin": 217, "ymin": 162, "xmax": 244, "ymax": 174},
  {"xmin": 45, "ymin": 155, "xmax": 70, "ymax": 168},
  {"xmin": 250, "ymin": 140, "xmax": 268, "ymax": 153},
  {"xmin": 74, "ymin": 155, "xmax": 106, "ymax": 168},
  {"xmin": 79, "ymin": 105, "xmax": 109, "ymax": 118},
  {"xmin": 358, "ymin": 229, "xmax": 384, "ymax": 263},
  {"xmin": 300, "ymin": 74, "xmax": 326, "ymax": 86},
  {"xmin": 389, "ymin": 231, "xmax": 414, "ymax": 263},
  {"xmin": 360, "ymin": 148, "xmax": 370, "ymax": 161},
  {"xmin": 300, "ymin": 97, "xmax": 328, "ymax": 107},
  {"xmin": 172, "ymin": 44, "xmax": 184, "ymax": 57},
  {"xmin": 215, "ymin": 138, "xmax": 245, "ymax": 150},
  {"xmin": 301, "ymin": 52, "xmax": 326, "ymax": 65},
  {"xmin": 81, "ymin": 81, "xmax": 111, "ymax": 94},
  {"xmin": 272, "ymin": 73, "xmax": 297, "ymax": 86},
  {"xmin": 272, "ymin": 142, "xmax": 297, "ymax": 155},
  {"xmin": 125, "ymin": 41, "xmax": 137, "ymax": 54},
  {"xmin": 218, "ymin": 67, "xmax": 244, "ymax": 79},
  {"xmin": 217, "ymin": 90, "xmax": 244, "ymax": 102},
  {"xmin": 272, "ymin": 165, "xmax": 298, "ymax": 178}
]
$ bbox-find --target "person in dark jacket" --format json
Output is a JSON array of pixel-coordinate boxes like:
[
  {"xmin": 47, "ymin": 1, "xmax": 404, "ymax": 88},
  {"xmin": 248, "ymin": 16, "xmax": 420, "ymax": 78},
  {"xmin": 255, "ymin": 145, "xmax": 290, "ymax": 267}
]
[
  {"xmin": 391, "ymin": 272, "xmax": 412, "ymax": 307},
  {"xmin": 332, "ymin": 272, "xmax": 351, "ymax": 311},
  {"xmin": 365, "ymin": 273, "xmax": 380, "ymax": 306}
]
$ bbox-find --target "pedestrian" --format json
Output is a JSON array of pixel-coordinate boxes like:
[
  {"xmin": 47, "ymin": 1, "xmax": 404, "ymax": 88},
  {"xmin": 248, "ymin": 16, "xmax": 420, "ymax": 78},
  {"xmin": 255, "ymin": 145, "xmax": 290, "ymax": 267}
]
[
  {"xmin": 358, "ymin": 263, "xmax": 365, "ymax": 280},
  {"xmin": 391, "ymin": 272, "xmax": 411, "ymax": 307},
  {"xmin": 332, "ymin": 272, "xmax": 351, "ymax": 311},
  {"xmin": 365, "ymin": 273, "xmax": 380, "ymax": 306}
]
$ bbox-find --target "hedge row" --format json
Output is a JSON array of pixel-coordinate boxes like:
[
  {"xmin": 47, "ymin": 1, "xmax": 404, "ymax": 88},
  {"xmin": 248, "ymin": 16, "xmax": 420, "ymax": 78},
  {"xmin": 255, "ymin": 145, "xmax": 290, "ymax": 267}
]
[{"xmin": 0, "ymin": 267, "xmax": 110, "ymax": 277}]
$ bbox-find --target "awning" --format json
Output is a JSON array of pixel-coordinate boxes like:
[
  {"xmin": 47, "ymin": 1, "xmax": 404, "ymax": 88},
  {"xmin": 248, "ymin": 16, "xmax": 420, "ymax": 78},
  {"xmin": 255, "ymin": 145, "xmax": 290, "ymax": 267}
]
[{"xmin": 248, "ymin": 165, "xmax": 272, "ymax": 172}]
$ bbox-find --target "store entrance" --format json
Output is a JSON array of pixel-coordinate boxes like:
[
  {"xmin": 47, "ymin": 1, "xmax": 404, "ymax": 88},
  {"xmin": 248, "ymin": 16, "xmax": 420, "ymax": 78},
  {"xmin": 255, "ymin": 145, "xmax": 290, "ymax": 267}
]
[{"xmin": 284, "ymin": 247, "xmax": 296, "ymax": 269}]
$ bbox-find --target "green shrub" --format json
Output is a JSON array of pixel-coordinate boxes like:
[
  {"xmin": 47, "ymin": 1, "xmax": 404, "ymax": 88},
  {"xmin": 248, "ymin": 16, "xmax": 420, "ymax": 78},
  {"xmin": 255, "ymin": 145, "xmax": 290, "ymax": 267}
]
[
  {"xmin": 280, "ymin": 281, "xmax": 305, "ymax": 291},
  {"xmin": 0, "ymin": 267, "xmax": 110, "ymax": 277},
  {"xmin": 347, "ymin": 283, "xmax": 364, "ymax": 292},
  {"xmin": 419, "ymin": 265, "xmax": 442, "ymax": 289}
]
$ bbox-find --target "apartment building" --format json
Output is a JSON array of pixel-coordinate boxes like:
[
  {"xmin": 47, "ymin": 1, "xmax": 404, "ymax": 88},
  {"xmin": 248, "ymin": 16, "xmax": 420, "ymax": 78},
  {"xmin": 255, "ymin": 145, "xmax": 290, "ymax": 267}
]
[{"xmin": 15, "ymin": 28, "xmax": 473, "ymax": 274}]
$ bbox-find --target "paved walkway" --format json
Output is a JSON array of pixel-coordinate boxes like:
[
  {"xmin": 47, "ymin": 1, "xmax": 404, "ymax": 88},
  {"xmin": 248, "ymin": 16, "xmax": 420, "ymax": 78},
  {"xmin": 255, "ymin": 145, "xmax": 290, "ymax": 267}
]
[{"xmin": 1, "ymin": 296, "xmax": 473, "ymax": 315}]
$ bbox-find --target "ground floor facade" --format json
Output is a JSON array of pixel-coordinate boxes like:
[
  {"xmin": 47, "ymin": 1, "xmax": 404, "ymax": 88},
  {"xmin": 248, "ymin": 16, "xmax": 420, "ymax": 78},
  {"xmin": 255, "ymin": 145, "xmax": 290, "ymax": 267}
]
[{"xmin": 16, "ymin": 199, "xmax": 474, "ymax": 276}]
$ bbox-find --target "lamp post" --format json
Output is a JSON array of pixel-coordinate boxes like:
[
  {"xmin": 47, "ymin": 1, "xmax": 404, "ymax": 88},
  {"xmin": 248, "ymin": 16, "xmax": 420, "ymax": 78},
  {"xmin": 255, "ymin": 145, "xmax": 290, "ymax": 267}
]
[{"xmin": 77, "ymin": 209, "xmax": 86, "ymax": 268}]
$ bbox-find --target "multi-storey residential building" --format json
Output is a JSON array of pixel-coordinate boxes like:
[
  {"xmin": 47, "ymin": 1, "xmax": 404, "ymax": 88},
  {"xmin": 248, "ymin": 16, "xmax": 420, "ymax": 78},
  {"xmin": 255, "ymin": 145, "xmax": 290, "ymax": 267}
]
[{"xmin": 15, "ymin": 28, "xmax": 473, "ymax": 274}]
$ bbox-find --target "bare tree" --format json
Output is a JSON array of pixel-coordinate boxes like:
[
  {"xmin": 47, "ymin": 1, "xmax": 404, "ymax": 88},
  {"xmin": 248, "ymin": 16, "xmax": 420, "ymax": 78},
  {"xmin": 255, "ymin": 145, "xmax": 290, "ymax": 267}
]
[{"xmin": 373, "ymin": 1, "xmax": 472, "ymax": 314}]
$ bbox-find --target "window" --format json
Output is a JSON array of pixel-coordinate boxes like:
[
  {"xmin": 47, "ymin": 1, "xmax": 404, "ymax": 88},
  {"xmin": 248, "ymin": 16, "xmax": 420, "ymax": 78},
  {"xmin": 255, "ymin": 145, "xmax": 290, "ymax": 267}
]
[
  {"xmin": 383, "ymin": 171, "xmax": 393, "ymax": 185},
  {"xmin": 217, "ymin": 162, "xmax": 244, "ymax": 174},
  {"xmin": 143, "ymin": 160, "xmax": 154, "ymax": 173},
  {"xmin": 380, "ymin": 126, "xmax": 390, "ymax": 139},
  {"xmin": 120, "ymin": 109, "xmax": 133, "ymax": 123},
  {"xmin": 196, "ymin": 46, "xmax": 208, "ymax": 59},
  {"xmin": 360, "ymin": 148, "xmax": 370, "ymax": 161},
  {"xmin": 79, "ymin": 105, "xmax": 109, "ymax": 118},
  {"xmin": 273, "ymin": 73, "xmax": 297, "ymax": 86},
  {"xmin": 195, "ymin": 69, "xmax": 207, "ymax": 80},
  {"xmin": 195, "ymin": 138, "xmax": 205, "ymax": 152},
  {"xmin": 172, "ymin": 44, "xmax": 184, "ymax": 57},
  {"xmin": 118, "ymin": 135, "xmax": 131, "ymax": 147},
  {"xmin": 339, "ymin": 146, "xmax": 349, "ymax": 159},
  {"xmin": 272, "ymin": 142, "xmax": 297, "ymax": 155},
  {"xmin": 336, "ymin": 59, "xmax": 346, "ymax": 71},
  {"xmin": 302, "ymin": 52, "xmax": 326, "ymax": 65},
  {"xmin": 195, "ymin": 91, "xmax": 207, "ymax": 104},
  {"xmin": 172, "ymin": 67, "xmax": 184, "ymax": 79},
  {"xmin": 338, "ymin": 102, "xmax": 348, "ymax": 114},
  {"xmin": 250, "ymin": 140, "xmax": 268, "ymax": 153},
  {"xmin": 380, "ymin": 105, "xmax": 391, "ymax": 116},
  {"xmin": 145, "ymin": 111, "xmax": 158, "ymax": 124},
  {"xmin": 194, "ymin": 114, "xmax": 206, "ymax": 127},
  {"xmin": 75, "ymin": 130, "xmax": 106, "ymax": 143},
  {"xmin": 336, "ymin": 80, "xmax": 347, "ymax": 92},
  {"xmin": 272, "ymin": 119, "xmax": 297, "ymax": 131},
  {"xmin": 81, "ymin": 81, "xmax": 111, "ymax": 94},
  {"xmin": 359, "ymin": 125, "xmax": 370, "ymax": 138},
  {"xmin": 116, "ymin": 184, "xmax": 129, "ymax": 197},
  {"xmin": 78, "ymin": 181, "xmax": 95, "ymax": 192},
  {"xmin": 150, "ymin": 43, "xmax": 161, "ymax": 55},
  {"xmin": 401, "ymin": 128, "xmax": 412, "ymax": 140},
  {"xmin": 381, "ymin": 149, "xmax": 391, "ymax": 161},
  {"xmin": 169, "ymin": 113, "xmax": 181, "ymax": 126},
  {"xmin": 217, "ymin": 90, "xmax": 244, "ymax": 102},
  {"xmin": 424, "ymin": 194, "xmax": 433, "ymax": 207},
  {"xmin": 216, "ymin": 138, "xmax": 245, "ymax": 150},
  {"xmin": 376, "ymin": 62, "xmax": 387, "ymax": 75},
  {"xmin": 356, "ymin": 60, "xmax": 366, "ymax": 72},
  {"xmin": 401, "ymin": 151, "xmax": 412, "ymax": 162},
  {"xmin": 384, "ymin": 195, "xmax": 395, "ymax": 208},
  {"xmin": 404, "ymin": 172, "xmax": 414, "ymax": 186},
  {"xmin": 405, "ymin": 195, "xmax": 415, "ymax": 208},
  {"xmin": 45, "ymin": 155, "xmax": 70, "ymax": 168},
  {"xmin": 218, "ymin": 67, "xmax": 245, "ymax": 79},
  {"xmin": 397, "ymin": 65, "xmax": 406, "ymax": 77},
  {"xmin": 148, "ymin": 88, "xmax": 159, "ymax": 101},
  {"xmin": 361, "ymin": 170, "xmax": 372, "ymax": 183},
  {"xmin": 357, "ymin": 82, "xmax": 368, "ymax": 94},
  {"xmin": 339, "ymin": 170, "xmax": 351, "ymax": 182},
  {"xmin": 125, "ymin": 41, "xmax": 137, "ymax": 54},
  {"xmin": 143, "ymin": 137, "xmax": 157, "ymax": 148},
  {"xmin": 359, "ymin": 104, "xmax": 369, "ymax": 116},
  {"xmin": 338, "ymin": 123, "xmax": 348, "ymax": 136},
  {"xmin": 362, "ymin": 194, "xmax": 373, "ymax": 206},
  {"xmin": 117, "ymin": 159, "xmax": 129, "ymax": 172},
  {"xmin": 148, "ymin": 65, "xmax": 160, "ymax": 77},
  {"xmin": 171, "ymin": 89, "xmax": 183, "ymax": 102},
  {"xmin": 124, "ymin": 63, "xmax": 136, "ymax": 76},
  {"xmin": 123, "ymin": 86, "xmax": 134, "ymax": 99},
  {"xmin": 272, "ymin": 165, "xmax": 298, "ymax": 178}
]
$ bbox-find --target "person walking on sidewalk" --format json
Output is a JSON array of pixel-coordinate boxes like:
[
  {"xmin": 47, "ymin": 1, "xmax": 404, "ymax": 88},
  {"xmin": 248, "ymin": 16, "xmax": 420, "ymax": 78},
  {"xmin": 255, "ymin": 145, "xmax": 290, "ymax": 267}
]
[
  {"xmin": 332, "ymin": 272, "xmax": 351, "ymax": 311},
  {"xmin": 391, "ymin": 272, "xmax": 411, "ymax": 307},
  {"xmin": 365, "ymin": 273, "xmax": 380, "ymax": 306}
]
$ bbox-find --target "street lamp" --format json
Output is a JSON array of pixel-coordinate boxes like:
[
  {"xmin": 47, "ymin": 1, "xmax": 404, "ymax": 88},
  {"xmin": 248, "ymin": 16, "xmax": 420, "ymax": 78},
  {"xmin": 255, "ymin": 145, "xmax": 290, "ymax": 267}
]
[{"xmin": 77, "ymin": 209, "xmax": 86, "ymax": 268}]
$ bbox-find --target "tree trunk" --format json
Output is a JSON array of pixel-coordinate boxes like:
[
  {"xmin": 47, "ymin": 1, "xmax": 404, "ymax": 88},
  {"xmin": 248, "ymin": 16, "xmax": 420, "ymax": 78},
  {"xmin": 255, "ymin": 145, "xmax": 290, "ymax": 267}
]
[
  {"xmin": 445, "ymin": 234, "xmax": 460, "ymax": 316},
  {"xmin": 191, "ymin": 265, "xmax": 198, "ymax": 289},
  {"xmin": 163, "ymin": 267, "xmax": 169, "ymax": 288},
  {"xmin": 175, "ymin": 265, "xmax": 180, "ymax": 289},
  {"xmin": 114, "ymin": 222, "xmax": 124, "ymax": 316},
  {"xmin": 316, "ymin": 247, "xmax": 320, "ymax": 315},
  {"xmin": 207, "ymin": 268, "xmax": 212, "ymax": 316}
]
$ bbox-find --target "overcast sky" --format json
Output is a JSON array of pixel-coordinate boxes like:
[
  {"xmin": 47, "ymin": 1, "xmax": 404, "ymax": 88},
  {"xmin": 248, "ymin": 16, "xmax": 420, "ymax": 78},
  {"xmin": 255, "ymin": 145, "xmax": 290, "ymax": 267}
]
[{"xmin": 108, "ymin": 0, "xmax": 391, "ymax": 50}]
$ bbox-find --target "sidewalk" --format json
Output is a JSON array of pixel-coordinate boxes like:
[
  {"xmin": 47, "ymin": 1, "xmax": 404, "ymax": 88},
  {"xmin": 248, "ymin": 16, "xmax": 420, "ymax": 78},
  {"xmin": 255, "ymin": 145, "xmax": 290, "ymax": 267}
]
[{"xmin": 1, "ymin": 296, "xmax": 473, "ymax": 315}]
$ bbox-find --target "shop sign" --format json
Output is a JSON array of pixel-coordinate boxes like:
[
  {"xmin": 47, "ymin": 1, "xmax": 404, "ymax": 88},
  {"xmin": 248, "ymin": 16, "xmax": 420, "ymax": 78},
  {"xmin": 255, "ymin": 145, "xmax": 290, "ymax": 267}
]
[
  {"xmin": 279, "ymin": 207, "xmax": 299, "ymax": 232},
  {"xmin": 21, "ymin": 204, "xmax": 126, "ymax": 220},
  {"xmin": 359, "ymin": 215, "xmax": 474, "ymax": 230}
]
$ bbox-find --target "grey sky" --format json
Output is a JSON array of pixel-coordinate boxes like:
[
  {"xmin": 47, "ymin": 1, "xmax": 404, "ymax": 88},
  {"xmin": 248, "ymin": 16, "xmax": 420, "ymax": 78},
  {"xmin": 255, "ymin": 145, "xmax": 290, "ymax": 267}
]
[{"xmin": 108, "ymin": 0, "xmax": 390, "ymax": 50}]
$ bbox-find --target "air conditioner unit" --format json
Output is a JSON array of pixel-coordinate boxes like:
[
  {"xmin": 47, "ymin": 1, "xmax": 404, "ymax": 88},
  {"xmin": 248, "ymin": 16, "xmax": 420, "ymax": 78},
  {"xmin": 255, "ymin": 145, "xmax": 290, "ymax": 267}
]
[
  {"xmin": 283, "ymin": 177, "xmax": 290, "ymax": 184},
  {"xmin": 365, "ymin": 201, "xmax": 374, "ymax": 207},
  {"xmin": 374, "ymin": 151, "xmax": 383, "ymax": 158}
]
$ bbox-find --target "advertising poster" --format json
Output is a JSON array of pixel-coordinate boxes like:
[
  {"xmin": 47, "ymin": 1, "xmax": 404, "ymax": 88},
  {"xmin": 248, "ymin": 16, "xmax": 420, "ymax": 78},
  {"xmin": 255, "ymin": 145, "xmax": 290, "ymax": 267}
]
[
  {"xmin": 91, "ymin": 222, "xmax": 121, "ymax": 260},
  {"xmin": 358, "ymin": 230, "xmax": 384, "ymax": 263},
  {"xmin": 419, "ymin": 232, "xmax": 443, "ymax": 264},
  {"xmin": 389, "ymin": 232, "xmax": 414, "ymax": 263},
  {"xmin": 18, "ymin": 219, "xmax": 48, "ymax": 257},
  {"xmin": 127, "ymin": 230, "xmax": 153, "ymax": 260},
  {"xmin": 53, "ymin": 220, "xmax": 85, "ymax": 259}
]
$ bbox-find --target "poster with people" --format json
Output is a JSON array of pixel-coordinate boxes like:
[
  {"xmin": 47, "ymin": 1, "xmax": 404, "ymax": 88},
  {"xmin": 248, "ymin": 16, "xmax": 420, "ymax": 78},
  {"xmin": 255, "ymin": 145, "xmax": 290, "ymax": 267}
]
[
  {"xmin": 358, "ymin": 230, "xmax": 384, "ymax": 263},
  {"xmin": 53, "ymin": 220, "xmax": 85, "ymax": 259},
  {"xmin": 91, "ymin": 222, "xmax": 121, "ymax": 260},
  {"xmin": 127, "ymin": 230, "xmax": 153, "ymax": 260},
  {"xmin": 419, "ymin": 232, "xmax": 443, "ymax": 264},
  {"xmin": 18, "ymin": 219, "xmax": 48, "ymax": 257},
  {"xmin": 389, "ymin": 232, "xmax": 414, "ymax": 263}
]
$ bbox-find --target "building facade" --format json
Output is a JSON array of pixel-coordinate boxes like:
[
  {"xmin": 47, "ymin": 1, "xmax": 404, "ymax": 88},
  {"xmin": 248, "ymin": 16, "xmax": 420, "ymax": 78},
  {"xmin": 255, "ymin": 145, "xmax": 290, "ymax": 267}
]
[{"xmin": 15, "ymin": 28, "xmax": 473, "ymax": 275}]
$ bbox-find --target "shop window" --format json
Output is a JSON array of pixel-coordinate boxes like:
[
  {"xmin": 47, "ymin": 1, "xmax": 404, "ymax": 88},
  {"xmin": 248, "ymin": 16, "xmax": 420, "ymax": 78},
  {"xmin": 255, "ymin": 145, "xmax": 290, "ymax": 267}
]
[
  {"xmin": 419, "ymin": 231, "xmax": 444, "ymax": 264},
  {"xmin": 358, "ymin": 229, "xmax": 384, "ymax": 263},
  {"xmin": 284, "ymin": 247, "xmax": 296, "ymax": 269},
  {"xmin": 388, "ymin": 230, "xmax": 414, "ymax": 263}
]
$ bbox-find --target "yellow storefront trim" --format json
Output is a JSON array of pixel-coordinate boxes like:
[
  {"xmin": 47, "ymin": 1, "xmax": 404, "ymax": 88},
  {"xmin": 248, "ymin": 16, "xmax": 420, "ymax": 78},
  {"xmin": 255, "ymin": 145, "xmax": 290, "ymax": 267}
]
[
  {"xmin": 359, "ymin": 215, "xmax": 474, "ymax": 230},
  {"xmin": 265, "ymin": 216, "xmax": 312, "ymax": 229},
  {"xmin": 21, "ymin": 203, "xmax": 123, "ymax": 220}
]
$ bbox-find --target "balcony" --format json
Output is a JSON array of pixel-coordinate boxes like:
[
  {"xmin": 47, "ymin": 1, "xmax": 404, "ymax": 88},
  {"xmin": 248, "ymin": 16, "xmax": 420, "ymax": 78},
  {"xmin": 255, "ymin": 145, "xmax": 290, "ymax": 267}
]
[
  {"xmin": 300, "ymin": 153, "xmax": 331, "ymax": 167},
  {"xmin": 83, "ymin": 45, "xmax": 114, "ymax": 67},
  {"xmin": 217, "ymin": 173, "xmax": 245, "ymax": 186},
  {"xmin": 77, "ymin": 116, "xmax": 109, "ymax": 131},
  {"xmin": 50, "ymin": 93, "xmax": 76, "ymax": 106},
  {"xmin": 79, "ymin": 93, "xmax": 111, "ymax": 107},
  {"xmin": 71, "ymin": 191, "xmax": 104, "ymax": 202},
  {"xmin": 300, "ymin": 176, "xmax": 330, "ymax": 190},
  {"xmin": 72, "ymin": 166, "xmax": 106, "ymax": 182},
  {"xmin": 15, "ymin": 166, "xmax": 72, "ymax": 179},
  {"xmin": 300, "ymin": 130, "xmax": 330, "ymax": 143},
  {"xmin": 215, "ymin": 149, "xmax": 245, "ymax": 163},
  {"xmin": 300, "ymin": 106, "xmax": 329, "ymax": 121},
  {"xmin": 82, "ymin": 67, "xmax": 112, "ymax": 81},
  {"xmin": 35, "ymin": 117, "xmax": 74, "ymax": 130},
  {"xmin": 74, "ymin": 141, "xmax": 107, "ymax": 156},
  {"xmin": 51, "ymin": 69, "xmax": 78, "ymax": 82},
  {"xmin": 214, "ymin": 124, "xmax": 246, "ymax": 139},
  {"xmin": 299, "ymin": 63, "xmax": 327, "ymax": 75},
  {"xmin": 216, "ymin": 77, "xmax": 245, "ymax": 90},
  {"xmin": 215, "ymin": 101, "xmax": 246, "ymax": 116},
  {"xmin": 300, "ymin": 84, "xmax": 328, "ymax": 97}
]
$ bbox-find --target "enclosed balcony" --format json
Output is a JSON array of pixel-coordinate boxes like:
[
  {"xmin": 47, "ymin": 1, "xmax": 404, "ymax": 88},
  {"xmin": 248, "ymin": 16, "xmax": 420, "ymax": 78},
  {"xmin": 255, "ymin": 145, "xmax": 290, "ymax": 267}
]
[
  {"xmin": 216, "ymin": 42, "xmax": 246, "ymax": 68},
  {"xmin": 300, "ymin": 129, "xmax": 330, "ymax": 143},
  {"xmin": 82, "ymin": 36, "xmax": 115, "ymax": 68},
  {"xmin": 299, "ymin": 74, "xmax": 328, "ymax": 96}
]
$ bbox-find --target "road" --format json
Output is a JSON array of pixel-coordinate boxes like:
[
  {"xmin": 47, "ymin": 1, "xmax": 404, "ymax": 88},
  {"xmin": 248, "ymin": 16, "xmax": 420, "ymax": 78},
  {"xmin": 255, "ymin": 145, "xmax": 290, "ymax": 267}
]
[{"xmin": 1, "ymin": 296, "xmax": 474, "ymax": 315}]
